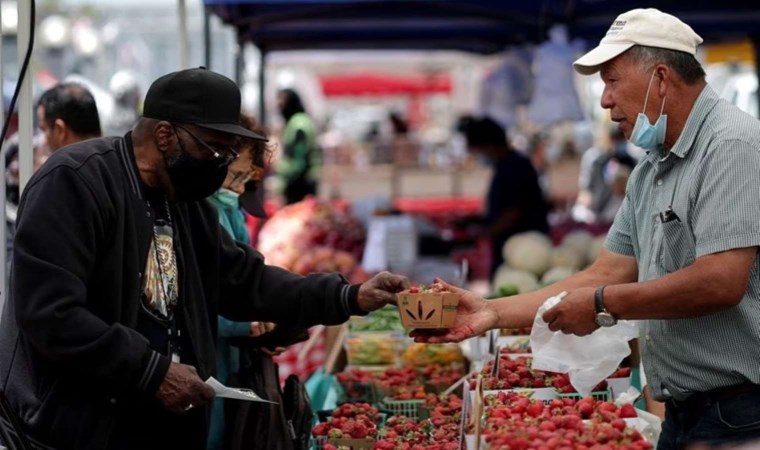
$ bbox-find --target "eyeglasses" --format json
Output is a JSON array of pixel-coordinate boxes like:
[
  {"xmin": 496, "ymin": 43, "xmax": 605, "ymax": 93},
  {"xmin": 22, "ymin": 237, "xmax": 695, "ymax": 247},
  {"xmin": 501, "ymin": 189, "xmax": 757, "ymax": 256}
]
[
  {"xmin": 227, "ymin": 165, "xmax": 265, "ymax": 189},
  {"xmin": 174, "ymin": 124, "xmax": 239, "ymax": 166}
]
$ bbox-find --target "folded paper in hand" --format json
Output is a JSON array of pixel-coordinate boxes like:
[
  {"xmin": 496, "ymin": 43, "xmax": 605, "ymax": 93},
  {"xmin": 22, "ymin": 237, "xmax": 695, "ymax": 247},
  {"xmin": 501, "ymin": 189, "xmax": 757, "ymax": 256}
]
[
  {"xmin": 530, "ymin": 292, "xmax": 639, "ymax": 397},
  {"xmin": 206, "ymin": 377, "xmax": 277, "ymax": 403}
]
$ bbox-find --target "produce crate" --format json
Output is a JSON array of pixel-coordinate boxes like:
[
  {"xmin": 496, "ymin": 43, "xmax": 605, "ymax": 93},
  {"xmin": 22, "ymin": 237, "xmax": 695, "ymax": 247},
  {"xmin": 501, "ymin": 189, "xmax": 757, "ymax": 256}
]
[
  {"xmin": 557, "ymin": 388, "xmax": 613, "ymax": 402},
  {"xmin": 380, "ymin": 397, "xmax": 429, "ymax": 421},
  {"xmin": 311, "ymin": 436, "xmax": 376, "ymax": 450},
  {"xmin": 344, "ymin": 332, "xmax": 405, "ymax": 366},
  {"xmin": 316, "ymin": 410, "xmax": 388, "ymax": 427},
  {"xmin": 335, "ymin": 380, "xmax": 382, "ymax": 405},
  {"xmin": 478, "ymin": 388, "xmax": 557, "ymax": 406}
]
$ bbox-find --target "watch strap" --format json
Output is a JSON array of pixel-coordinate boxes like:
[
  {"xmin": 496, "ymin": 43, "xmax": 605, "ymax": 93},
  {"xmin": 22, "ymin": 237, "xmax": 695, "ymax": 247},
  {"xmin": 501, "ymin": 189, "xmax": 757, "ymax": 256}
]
[{"xmin": 594, "ymin": 285, "xmax": 607, "ymax": 314}]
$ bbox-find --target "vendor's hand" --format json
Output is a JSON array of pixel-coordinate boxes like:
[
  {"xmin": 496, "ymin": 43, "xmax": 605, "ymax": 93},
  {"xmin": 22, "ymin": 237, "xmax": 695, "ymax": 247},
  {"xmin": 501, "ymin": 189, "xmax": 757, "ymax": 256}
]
[
  {"xmin": 409, "ymin": 279, "xmax": 499, "ymax": 343},
  {"xmin": 542, "ymin": 288, "xmax": 599, "ymax": 336},
  {"xmin": 156, "ymin": 362, "xmax": 215, "ymax": 414},
  {"xmin": 357, "ymin": 271, "xmax": 410, "ymax": 312},
  {"xmin": 261, "ymin": 346, "xmax": 287, "ymax": 357},
  {"xmin": 250, "ymin": 321, "xmax": 276, "ymax": 337}
]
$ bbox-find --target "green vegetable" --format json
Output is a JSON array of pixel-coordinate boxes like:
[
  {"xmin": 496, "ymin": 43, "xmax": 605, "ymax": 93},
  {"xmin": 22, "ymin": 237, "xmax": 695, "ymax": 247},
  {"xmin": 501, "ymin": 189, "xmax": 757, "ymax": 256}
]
[{"xmin": 349, "ymin": 305, "xmax": 404, "ymax": 332}]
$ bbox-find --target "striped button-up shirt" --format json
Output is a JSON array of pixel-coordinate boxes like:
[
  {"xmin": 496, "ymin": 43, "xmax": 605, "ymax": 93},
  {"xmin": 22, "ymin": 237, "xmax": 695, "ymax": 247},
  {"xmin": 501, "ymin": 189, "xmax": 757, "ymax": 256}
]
[{"xmin": 605, "ymin": 85, "xmax": 760, "ymax": 401}]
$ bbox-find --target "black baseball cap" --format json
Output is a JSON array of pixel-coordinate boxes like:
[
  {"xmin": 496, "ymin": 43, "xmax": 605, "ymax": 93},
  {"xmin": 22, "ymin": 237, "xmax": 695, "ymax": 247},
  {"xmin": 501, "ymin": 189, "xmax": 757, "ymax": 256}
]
[
  {"xmin": 239, "ymin": 180, "xmax": 268, "ymax": 219},
  {"xmin": 143, "ymin": 67, "xmax": 267, "ymax": 141}
]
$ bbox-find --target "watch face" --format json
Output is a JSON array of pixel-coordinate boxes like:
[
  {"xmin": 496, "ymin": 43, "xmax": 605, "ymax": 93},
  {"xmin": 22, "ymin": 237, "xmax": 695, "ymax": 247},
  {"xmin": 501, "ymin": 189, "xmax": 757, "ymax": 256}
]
[{"xmin": 595, "ymin": 313, "xmax": 617, "ymax": 327}]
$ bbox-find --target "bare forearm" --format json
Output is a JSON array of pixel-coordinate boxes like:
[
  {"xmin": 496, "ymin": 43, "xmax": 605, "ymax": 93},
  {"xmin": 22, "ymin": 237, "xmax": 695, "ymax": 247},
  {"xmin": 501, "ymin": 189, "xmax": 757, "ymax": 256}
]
[
  {"xmin": 490, "ymin": 262, "xmax": 629, "ymax": 328},
  {"xmin": 605, "ymin": 250, "xmax": 754, "ymax": 320},
  {"xmin": 486, "ymin": 248, "xmax": 639, "ymax": 328}
]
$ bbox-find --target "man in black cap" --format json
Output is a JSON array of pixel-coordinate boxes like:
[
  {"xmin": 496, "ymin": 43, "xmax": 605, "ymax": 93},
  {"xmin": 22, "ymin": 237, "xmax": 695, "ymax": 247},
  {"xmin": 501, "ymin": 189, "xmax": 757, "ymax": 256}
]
[{"xmin": 0, "ymin": 68, "xmax": 408, "ymax": 450}]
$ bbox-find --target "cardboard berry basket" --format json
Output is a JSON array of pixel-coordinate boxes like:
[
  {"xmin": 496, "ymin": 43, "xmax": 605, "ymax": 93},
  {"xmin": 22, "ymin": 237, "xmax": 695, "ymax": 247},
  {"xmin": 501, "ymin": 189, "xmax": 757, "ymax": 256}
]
[{"xmin": 395, "ymin": 291, "xmax": 460, "ymax": 328}]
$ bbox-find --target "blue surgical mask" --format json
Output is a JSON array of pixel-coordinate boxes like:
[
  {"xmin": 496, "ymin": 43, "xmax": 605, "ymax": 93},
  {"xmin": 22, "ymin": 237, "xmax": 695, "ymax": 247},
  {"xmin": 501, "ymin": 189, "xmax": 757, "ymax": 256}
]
[
  {"xmin": 629, "ymin": 70, "xmax": 666, "ymax": 151},
  {"xmin": 214, "ymin": 187, "xmax": 241, "ymax": 208}
]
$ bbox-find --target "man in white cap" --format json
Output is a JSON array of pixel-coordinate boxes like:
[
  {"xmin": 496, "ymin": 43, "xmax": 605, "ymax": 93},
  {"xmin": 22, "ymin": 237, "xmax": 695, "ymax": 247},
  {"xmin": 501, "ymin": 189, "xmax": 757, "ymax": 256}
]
[{"xmin": 411, "ymin": 8, "xmax": 760, "ymax": 449}]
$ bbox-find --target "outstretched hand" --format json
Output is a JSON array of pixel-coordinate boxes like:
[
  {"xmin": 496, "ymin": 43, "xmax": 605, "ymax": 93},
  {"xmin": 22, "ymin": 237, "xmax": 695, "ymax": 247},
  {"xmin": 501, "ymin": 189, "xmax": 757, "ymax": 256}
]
[
  {"xmin": 409, "ymin": 279, "xmax": 499, "ymax": 343},
  {"xmin": 356, "ymin": 271, "xmax": 411, "ymax": 312}
]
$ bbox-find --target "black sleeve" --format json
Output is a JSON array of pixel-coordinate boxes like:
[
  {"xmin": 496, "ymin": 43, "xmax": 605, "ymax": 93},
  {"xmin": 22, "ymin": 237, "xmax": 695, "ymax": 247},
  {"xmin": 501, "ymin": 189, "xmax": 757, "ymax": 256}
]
[
  {"xmin": 13, "ymin": 166, "xmax": 168, "ymax": 396},
  {"xmin": 215, "ymin": 224, "xmax": 358, "ymax": 327}
]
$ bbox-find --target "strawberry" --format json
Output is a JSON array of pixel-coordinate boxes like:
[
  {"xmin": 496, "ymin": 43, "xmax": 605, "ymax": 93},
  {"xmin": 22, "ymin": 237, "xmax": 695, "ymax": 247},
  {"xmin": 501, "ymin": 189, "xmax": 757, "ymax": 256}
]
[
  {"xmin": 526, "ymin": 402, "xmax": 544, "ymax": 418},
  {"xmin": 619, "ymin": 403, "xmax": 638, "ymax": 418},
  {"xmin": 578, "ymin": 402, "xmax": 594, "ymax": 419},
  {"xmin": 352, "ymin": 422, "xmax": 369, "ymax": 439}
]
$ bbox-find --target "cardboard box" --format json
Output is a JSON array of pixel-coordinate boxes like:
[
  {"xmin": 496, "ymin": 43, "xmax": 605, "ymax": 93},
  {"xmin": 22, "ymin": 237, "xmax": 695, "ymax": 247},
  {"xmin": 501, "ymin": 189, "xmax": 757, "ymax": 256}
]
[{"xmin": 395, "ymin": 292, "xmax": 460, "ymax": 328}]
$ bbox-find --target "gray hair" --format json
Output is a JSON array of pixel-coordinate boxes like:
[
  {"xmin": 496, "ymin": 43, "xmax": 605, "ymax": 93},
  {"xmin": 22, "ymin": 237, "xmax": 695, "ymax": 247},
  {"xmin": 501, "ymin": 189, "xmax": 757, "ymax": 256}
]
[{"xmin": 626, "ymin": 45, "xmax": 706, "ymax": 85}]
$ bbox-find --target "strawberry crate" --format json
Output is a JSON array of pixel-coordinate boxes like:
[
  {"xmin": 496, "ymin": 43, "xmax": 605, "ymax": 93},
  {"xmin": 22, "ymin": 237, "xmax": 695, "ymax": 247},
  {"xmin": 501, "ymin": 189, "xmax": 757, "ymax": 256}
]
[
  {"xmin": 380, "ymin": 397, "xmax": 429, "ymax": 421},
  {"xmin": 335, "ymin": 380, "xmax": 382, "ymax": 405},
  {"xmin": 311, "ymin": 436, "xmax": 376, "ymax": 450},
  {"xmin": 557, "ymin": 388, "xmax": 613, "ymax": 402}
]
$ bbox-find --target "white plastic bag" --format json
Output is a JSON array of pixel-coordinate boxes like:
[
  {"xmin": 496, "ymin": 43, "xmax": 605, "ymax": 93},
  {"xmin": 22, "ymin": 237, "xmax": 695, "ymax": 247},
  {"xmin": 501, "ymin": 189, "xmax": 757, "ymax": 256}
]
[{"xmin": 530, "ymin": 292, "xmax": 639, "ymax": 396}]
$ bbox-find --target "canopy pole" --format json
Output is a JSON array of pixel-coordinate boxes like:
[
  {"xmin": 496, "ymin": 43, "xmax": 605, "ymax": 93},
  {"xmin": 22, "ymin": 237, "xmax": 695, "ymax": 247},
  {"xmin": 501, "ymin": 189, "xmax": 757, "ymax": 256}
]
[
  {"xmin": 18, "ymin": 0, "xmax": 33, "ymax": 194},
  {"xmin": 177, "ymin": 0, "xmax": 189, "ymax": 68},
  {"xmin": 203, "ymin": 5, "xmax": 211, "ymax": 69},
  {"xmin": 258, "ymin": 48, "xmax": 267, "ymax": 126}
]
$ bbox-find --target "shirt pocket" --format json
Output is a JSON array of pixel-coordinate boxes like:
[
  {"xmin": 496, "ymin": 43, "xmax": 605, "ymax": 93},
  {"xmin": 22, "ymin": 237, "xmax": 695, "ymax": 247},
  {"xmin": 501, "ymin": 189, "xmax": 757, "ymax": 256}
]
[{"xmin": 659, "ymin": 218, "xmax": 696, "ymax": 273}]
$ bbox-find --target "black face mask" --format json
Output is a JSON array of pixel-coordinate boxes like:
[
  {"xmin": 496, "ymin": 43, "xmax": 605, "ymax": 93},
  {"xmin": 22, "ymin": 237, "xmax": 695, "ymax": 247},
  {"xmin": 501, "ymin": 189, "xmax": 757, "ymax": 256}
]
[
  {"xmin": 6, "ymin": 183, "xmax": 19, "ymax": 205},
  {"xmin": 164, "ymin": 135, "xmax": 229, "ymax": 202}
]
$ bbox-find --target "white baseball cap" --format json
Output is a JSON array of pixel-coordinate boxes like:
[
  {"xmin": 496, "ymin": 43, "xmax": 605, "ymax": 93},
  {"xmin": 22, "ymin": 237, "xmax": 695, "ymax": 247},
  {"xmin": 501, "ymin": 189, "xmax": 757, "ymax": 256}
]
[{"xmin": 573, "ymin": 8, "xmax": 703, "ymax": 75}]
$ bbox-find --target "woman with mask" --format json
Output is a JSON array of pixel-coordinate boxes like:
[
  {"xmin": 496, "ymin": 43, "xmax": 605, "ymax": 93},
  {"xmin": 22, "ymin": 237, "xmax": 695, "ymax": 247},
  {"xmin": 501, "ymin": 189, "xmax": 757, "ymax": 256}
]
[{"xmin": 206, "ymin": 114, "xmax": 281, "ymax": 450}]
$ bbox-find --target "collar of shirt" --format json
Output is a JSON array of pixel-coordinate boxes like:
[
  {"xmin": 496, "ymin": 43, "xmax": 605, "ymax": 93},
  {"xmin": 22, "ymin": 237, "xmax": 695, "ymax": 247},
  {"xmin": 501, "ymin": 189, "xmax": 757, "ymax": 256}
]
[{"xmin": 646, "ymin": 85, "xmax": 721, "ymax": 164}]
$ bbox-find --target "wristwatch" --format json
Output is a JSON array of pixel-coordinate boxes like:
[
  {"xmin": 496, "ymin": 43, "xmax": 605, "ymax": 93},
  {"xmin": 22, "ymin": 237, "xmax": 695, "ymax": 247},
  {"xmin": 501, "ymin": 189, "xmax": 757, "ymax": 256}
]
[{"xmin": 594, "ymin": 285, "xmax": 617, "ymax": 327}]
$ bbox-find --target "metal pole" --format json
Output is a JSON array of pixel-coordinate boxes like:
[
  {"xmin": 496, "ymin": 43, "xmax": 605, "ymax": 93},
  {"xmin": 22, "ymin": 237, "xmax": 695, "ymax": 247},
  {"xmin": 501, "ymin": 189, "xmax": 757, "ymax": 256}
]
[
  {"xmin": 18, "ymin": 0, "xmax": 33, "ymax": 194},
  {"xmin": 258, "ymin": 48, "xmax": 266, "ymax": 126},
  {"xmin": 177, "ymin": 0, "xmax": 189, "ymax": 68},
  {"xmin": 234, "ymin": 39, "xmax": 243, "ymax": 86},
  {"xmin": 203, "ymin": 6, "xmax": 211, "ymax": 69}
]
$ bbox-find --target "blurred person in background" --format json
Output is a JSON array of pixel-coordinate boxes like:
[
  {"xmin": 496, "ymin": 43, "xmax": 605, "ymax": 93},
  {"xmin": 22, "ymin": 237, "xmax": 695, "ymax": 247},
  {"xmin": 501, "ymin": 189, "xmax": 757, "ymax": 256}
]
[
  {"xmin": 458, "ymin": 116, "xmax": 549, "ymax": 278},
  {"xmin": 574, "ymin": 124, "xmax": 637, "ymax": 223},
  {"xmin": 526, "ymin": 132, "xmax": 551, "ymax": 200},
  {"xmin": 597, "ymin": 163, "xmax": 631, "ymax": 223},
  {"xmin": 275, "ymin": 88, "xmax": 320, "ymax": 204},
  {"xmin": 4, "ymin": 133, "xmax": 50, "ymax": 276},
  {"xmin": 36, "ymin": 81, "xmax": 102, "ymax": 151},
  {"xmin": 0, "ymin": 67, "xmax": 408, "ymax": 450},
  {"xmin": 107, "ymin": 70, "xmax": 143, "ymax": 136}
]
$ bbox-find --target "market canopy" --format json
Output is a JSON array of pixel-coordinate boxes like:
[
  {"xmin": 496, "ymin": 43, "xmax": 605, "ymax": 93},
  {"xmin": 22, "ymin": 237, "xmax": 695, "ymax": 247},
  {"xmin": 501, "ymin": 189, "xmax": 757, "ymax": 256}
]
[{"xmin": 204, "ymin": 0, "xmax": 760, "ymax": 54}]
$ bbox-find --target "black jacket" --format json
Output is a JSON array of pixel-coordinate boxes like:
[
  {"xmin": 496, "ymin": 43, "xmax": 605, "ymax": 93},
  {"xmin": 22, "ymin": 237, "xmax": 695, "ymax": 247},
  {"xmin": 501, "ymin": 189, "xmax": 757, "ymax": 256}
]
[{"xmin": 0, "ymin": 135, "xmax": 358, "ymax": 449}]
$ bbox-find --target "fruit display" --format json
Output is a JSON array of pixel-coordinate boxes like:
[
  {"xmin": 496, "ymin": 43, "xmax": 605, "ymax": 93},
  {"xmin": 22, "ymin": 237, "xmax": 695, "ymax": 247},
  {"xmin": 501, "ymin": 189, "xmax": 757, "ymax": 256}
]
[
  {"xmin": 481, "ymin": 391, "xmax": 651, "ymax": 449},
  {"xmin": 499, "ymin": 342, "xmax": 531, "ymax": 355},
  {"xmin": 472, "ymin": 356, "xmax": 612, "ymax": 396},
  {"xmin": 344, "ymin": 332, "xmax": 404, "ymax": 366},
  {"xmin": 401, "ymin": 343, "xmax": 464, "ymax": 367},
  {"xmin": 501, "ymin": 327, "xmax": 532, "ymax": 336},
  {"xmin": 325, "ymin": 360, "xmax": 650, "ymax": 449},
  {"xmin": 495, "ymin": 230, "xmax": 607, "ymax": 293},
  {"xmin": 258, "ymin": 197, "xmax": 366, "ymax": 280}
]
